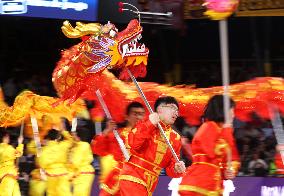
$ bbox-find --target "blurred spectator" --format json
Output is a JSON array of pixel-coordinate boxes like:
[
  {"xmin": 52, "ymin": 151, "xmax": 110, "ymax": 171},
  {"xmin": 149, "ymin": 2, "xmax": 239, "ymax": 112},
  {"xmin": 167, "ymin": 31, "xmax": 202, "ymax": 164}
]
[{"xmin": 248, "ymin": 153, "xmax": 268, "ymax": 176}]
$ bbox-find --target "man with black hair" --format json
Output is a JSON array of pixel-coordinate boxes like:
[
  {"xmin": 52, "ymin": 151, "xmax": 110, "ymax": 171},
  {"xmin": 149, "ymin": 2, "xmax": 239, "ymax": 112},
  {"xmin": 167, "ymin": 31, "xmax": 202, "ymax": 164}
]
[
  {"xmin": 117, "ymin": 102, "xmax": 147, "ymax": 129},
  {"xmin": 179, "ymin": 95, "xmax": 240, "ymax": 196},
  {"xmin": 69, "ymin": 128, "xmax": 95, "ymax": 196},
  {"xmin": 91, "ymin": 101, "xmax": 145, "ymax": 195},
  {"xmin": 38, "ymin": 129, "xmax": 73, "ymax": 196},
  {"xmin": 119, "ymin": 96, "xmax": 185, "ymax": 196}
]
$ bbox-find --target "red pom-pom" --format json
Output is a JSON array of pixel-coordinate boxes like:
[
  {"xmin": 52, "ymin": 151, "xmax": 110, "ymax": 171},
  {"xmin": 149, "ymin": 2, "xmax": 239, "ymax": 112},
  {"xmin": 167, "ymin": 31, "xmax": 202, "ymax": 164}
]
[
  {"xmin": 118, "ymin": 8, "xmax": 124, "ymax": 13},
  {"xmin": 118, "ymin": 2, "xmax": 124, "ymax": 8}
]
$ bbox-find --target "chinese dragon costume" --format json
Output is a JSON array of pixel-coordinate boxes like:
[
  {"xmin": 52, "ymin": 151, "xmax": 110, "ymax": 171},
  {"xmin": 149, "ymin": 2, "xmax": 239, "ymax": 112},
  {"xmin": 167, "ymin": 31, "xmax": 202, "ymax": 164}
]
[{"xmin": 52, "ymin": 19, "xmax": 284, "ymax": 126}]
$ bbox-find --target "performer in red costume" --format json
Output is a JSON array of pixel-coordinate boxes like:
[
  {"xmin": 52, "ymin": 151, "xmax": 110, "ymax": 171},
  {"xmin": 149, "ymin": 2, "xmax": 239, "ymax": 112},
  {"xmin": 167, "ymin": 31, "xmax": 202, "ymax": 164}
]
[
  {"xmin": 179, "ymin": 95, "xmax": 240, "ymax": 196},
  {"xmin": 119, "ymin": 96, "xmax": 185, "ymax": 196},
  {"xmin": 91, "ymin": 102, "xmax": 146, "ymax": 195}
]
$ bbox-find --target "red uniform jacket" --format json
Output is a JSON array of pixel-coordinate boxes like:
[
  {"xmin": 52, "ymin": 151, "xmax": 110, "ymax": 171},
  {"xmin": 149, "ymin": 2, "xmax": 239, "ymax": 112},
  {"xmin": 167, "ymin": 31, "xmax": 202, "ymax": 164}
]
[
  {"xmin": 119, "ymin": 119, "xmax": 182, "ymax": 194},
  {"xmin": 179, "ymin": 121, "xmax": 240, "ymax": 196}
]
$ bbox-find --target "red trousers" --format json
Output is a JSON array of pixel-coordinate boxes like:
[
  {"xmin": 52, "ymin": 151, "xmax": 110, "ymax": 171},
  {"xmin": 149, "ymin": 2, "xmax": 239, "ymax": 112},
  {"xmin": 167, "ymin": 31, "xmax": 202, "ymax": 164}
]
[{"xmin": 119, "ymin": 179, "xmax": 148, "ymax": 196}]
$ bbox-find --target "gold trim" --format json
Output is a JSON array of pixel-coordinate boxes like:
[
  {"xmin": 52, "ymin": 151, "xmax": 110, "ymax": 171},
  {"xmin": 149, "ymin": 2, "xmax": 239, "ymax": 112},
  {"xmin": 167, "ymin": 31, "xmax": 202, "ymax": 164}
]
[
  {"xmin": 100, "ymin": 183, "xmax": 119, "ymax": 195},
  {"xmin": 114, "ymin": 166, "xmax": 122, "ymax": 171},
  {"xmin": 131, "ymin": 155, "xmax": 162, "ymax": 170},
  {"xmin": 215, "ymin": 139, "xmax": 229, "ymax": 155},
  {"xmin": 179, "ymin": 185, "xmax": 220, "ymax": 196},
  {"xmin": 192, "ymin": 153, "xmax": 207, "ymax": 157},
  {"xmin": 144, "ymin": 172, "xmax": 157, "ymax": 194},
  {"xmin": 119, "ymin": 175, "xmax": 148, "ymax": 188},
  {"xmin": 127, "ymin": 162, "xmax": 159, "ymax": 177},
  {"xmin": 192, "ymin": 162, "xmax": 219, "ymax": 168}
]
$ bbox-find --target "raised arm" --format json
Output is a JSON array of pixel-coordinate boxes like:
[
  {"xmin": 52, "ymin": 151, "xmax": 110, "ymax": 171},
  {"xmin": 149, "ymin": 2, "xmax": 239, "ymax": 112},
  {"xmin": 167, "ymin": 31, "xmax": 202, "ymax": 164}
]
[{"xmin": 128, "ymin": 118, "xmax": 157, "ymax": 151}]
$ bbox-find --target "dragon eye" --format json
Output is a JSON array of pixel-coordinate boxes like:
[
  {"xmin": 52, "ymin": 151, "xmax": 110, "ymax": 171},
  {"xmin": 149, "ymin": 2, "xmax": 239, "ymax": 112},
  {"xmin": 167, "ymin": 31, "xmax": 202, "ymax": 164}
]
[{"xmin": 109, "ymin": 29, "xmax": 117, "ymax": 37}]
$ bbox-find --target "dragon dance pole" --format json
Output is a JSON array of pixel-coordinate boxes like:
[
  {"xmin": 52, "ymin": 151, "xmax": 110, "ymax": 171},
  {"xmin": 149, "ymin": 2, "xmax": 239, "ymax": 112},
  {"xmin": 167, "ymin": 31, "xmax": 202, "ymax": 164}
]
[
  {"xmin": 30, "ymin": 117, "xmax": 42, "ymax": 157},
  {"xmin": 219, "ymin": 20, "xmax": 231, "ymax": 127},
  {"xmin": 219, "ymin": 20, "xmax": 232, "ymax": 168},
  {"xmin": 71, "ymin": 117, "xmax": 78, "ymax": 133},
  {"xmin": 16, "ymin": 119, "xmax": 25, "ymax": 167},
  {"xmin": 20, "ymin": 119, "xmax": 24, "ymax": 138},
  {"xmin": 30, "ymin": 116, "xmax": 46, "ymax": 180},
  {"xmin": 95, "ymin": 89, "xmax": 130, "ymax": 161},
  {"xmin": 126, "ymin": 68, "xmax": 180, "ymax": 163}
]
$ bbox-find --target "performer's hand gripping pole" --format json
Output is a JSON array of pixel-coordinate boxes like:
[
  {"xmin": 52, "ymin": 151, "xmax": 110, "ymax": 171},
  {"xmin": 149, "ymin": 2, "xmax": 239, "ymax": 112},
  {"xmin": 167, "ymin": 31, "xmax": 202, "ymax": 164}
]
[
  {"xmin": 96, "ymin": 90, "xmax": 130, "ymax": 161},
  {"xmin": 126, "ymin": 68, "xmax": 180, "ymax": 162}
]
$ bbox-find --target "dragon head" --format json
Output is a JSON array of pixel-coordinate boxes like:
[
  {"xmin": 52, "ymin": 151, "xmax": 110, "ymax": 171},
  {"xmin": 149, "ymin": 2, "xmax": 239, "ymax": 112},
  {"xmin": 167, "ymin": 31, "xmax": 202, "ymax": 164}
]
[
  {"xmin": 114, "ymin": 19, "xmax": 148, "ymax": 60},
  {"xmin": 60, "ymin": 19, "xmax": 149, "ymax": 78},
  {"xmin": 52, "ymin": 19, "xmax": 149, "ymax": 103}
]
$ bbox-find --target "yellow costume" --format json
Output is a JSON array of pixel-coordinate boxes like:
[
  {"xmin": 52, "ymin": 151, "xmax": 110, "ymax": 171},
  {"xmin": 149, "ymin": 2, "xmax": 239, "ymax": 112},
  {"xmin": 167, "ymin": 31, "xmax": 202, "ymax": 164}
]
[
  {"xmin": 99, "ymin": 155, "xmax": 118, "ymax": 183},
  {"xmin": 27, "ymin": 140, "xmax": 47, "ymax": 196},
  {"xmin": 70, "ymin": 141, "xmax": 95, "ymax": 196},
  {"xmin": 0, "ymin": 143, "xmax": 23, "ymax": 196},
  {"xmin": 29, "ymin": 168, "xmax": 46, "ymax": 196},
  {"xmin": 38, "ymin": 131, "xmax": 72, "ymax": 196}
]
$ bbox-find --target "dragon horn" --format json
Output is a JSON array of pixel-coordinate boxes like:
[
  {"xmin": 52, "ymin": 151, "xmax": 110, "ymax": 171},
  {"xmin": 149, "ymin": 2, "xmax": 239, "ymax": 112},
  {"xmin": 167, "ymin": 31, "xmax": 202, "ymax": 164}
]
[{"xmin": 61, "ymin": 21, "xmax": 102, "ymax": 38}]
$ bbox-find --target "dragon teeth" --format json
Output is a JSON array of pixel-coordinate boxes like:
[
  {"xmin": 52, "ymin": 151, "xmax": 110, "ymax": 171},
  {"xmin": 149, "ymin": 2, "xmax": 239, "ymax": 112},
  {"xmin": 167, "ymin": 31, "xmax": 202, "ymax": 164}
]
[
  {"xmin": 121, "ymin": 36, "xmax": 146, "ymax": 57},
  {"xmin": 122, "ymin": 44, "xmax": 128, "ymax": 58}
]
